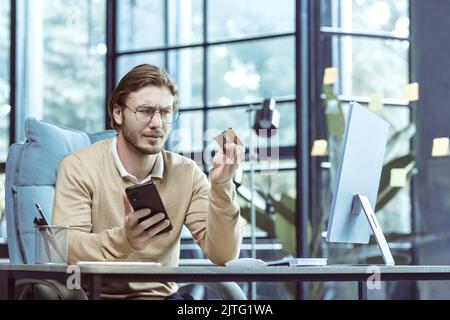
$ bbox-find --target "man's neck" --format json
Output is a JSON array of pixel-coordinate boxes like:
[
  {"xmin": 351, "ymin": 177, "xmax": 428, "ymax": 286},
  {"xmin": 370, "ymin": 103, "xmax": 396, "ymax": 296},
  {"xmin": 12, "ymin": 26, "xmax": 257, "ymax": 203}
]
[{"xmin": 116, "ymin": 134, "xmax": 157, "ymax": 182}]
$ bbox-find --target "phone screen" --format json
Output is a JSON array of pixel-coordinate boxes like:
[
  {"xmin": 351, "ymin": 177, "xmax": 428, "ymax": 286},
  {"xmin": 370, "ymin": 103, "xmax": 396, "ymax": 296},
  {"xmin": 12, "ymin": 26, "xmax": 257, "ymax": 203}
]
[{"xmin": 125, "ymin": 181, "xmax": 173, "ymax": 234}]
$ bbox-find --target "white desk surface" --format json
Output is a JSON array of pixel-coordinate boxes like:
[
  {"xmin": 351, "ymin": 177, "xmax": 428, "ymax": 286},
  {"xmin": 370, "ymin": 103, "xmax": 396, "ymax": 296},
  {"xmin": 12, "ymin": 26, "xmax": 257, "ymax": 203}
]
[{"xmin": 2, "ymin": 263, "xmax": 450, "ymax": 276}]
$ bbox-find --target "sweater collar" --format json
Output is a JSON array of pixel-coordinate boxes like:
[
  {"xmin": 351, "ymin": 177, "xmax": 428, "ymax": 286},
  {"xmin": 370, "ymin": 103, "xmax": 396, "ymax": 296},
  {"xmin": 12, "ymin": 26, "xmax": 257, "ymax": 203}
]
[{"xmin": 110, "ymin": 136, "xmax": 164, "ymax": 184}]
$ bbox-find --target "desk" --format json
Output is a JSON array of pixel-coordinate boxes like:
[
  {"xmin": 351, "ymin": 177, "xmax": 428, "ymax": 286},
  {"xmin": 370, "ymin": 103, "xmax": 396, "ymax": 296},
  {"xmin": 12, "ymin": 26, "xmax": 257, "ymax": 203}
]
[{"xmin": 2, "ymin": 264, "xmax": 450, "ymax": 300}]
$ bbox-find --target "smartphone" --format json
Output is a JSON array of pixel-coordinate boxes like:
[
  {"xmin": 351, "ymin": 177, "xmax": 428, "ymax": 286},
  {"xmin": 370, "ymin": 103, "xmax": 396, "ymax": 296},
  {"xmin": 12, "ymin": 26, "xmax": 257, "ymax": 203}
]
[{"xmin": 125, "ymin": 181, "xmax": 173, "ymax": 235}]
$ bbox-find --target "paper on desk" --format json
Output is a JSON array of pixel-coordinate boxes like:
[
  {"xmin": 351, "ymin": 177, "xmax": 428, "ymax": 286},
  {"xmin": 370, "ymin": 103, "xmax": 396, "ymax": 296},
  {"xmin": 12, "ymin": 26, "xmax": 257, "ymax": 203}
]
[
  {"xmin": 226, "ymin": 257, "xmax": 328, "ymax": 267},
  {"xmin": 431, "ymin": 137, "xmax": 450, "ymax": 157},
  {"xmin": 267, "ymin": 258, "xmax": 327, "ymax": 267},
  {"xmin": 77, "ymin": 261, "xmax": 162, "ymax": 267}
]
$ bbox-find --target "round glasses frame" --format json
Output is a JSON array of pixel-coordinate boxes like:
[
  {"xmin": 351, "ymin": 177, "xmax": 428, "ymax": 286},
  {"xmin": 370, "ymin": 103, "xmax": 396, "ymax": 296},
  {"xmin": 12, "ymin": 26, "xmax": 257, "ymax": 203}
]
[{"xmin": 123, "ymin": 104, "xmax": 180, "ymax": 124}]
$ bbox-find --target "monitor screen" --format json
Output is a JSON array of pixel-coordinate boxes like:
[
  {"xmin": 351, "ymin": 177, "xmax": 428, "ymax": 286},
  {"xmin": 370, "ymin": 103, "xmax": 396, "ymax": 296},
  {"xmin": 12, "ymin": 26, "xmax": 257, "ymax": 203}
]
[{"xmin": 326, "ymin": 101, "xmax": 389, "ymax": 244}]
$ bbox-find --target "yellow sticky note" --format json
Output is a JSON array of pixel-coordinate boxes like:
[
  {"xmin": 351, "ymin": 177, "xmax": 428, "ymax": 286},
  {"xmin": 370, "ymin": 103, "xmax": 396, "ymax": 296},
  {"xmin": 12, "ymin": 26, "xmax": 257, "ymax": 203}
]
[
  {"xmin": 431, "ymin": 137, "xmax": 450, "ymax": 157},
  {"xmin": 311, "ymin": 139, "xmax": 328, "ymax": 156},
  {"xmin": 368, "ymin": 93, "xmax": 384, "ymax": 111},
  {"xmin": 404, "ymin": 82, "xmax": 419, "ymax": 101},
  {"xmin": 323, "ymin": 67, "xmax": 338, "ymax": 85},
  {"xmin": 390, "ymin": 168, "xmax": 407, "ymax": 187}
]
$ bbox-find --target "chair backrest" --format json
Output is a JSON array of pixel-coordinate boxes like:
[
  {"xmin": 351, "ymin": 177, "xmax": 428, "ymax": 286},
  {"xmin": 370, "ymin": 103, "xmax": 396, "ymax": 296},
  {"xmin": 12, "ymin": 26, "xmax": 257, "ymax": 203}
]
[{"xmin": 4, "ymin": 118, "xmax": 116, "ymax": 263}]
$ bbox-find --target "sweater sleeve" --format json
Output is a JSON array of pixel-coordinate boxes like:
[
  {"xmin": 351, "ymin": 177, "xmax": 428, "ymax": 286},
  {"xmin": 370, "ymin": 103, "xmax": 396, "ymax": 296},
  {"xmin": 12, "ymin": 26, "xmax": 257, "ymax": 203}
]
[
  {"xmin": 52, "ymin": 154, "xmax": 134, "ymax": 264},
  {"xmin": 184, "ymin": 165, "xmax": 244, "ymax": 265}
]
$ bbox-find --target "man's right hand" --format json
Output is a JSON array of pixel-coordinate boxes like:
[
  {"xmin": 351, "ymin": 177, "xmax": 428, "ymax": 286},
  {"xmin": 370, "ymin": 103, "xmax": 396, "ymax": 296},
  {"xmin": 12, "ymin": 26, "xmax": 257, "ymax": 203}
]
[{"xmin": 122, "ymin": 194, "xmax": 171, "ymax": 250}]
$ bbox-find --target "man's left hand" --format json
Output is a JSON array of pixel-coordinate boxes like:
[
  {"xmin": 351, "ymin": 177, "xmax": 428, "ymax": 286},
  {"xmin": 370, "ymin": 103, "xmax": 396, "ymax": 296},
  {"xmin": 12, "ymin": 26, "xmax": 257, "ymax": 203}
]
[{"xmin": 210, "ymin": 143, "xmax": 245, "ymax": 184}]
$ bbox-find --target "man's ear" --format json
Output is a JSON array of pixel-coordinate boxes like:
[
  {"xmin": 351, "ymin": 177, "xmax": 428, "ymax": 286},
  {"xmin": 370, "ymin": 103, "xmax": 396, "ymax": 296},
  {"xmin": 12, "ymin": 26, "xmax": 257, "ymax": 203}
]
[{"xmin": 112, "ymin": 103, "xmax": 123, "ymax": 127}]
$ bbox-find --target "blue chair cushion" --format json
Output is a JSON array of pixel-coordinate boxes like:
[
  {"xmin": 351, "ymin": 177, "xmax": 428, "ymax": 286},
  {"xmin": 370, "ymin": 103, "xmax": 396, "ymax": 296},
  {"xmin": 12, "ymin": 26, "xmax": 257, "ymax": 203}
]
[
  {"xmin": 15, "ymin": 186, "xmax": 55, "ymax": 263},
  {"xmin": 18, "ymin": 118, "xmax": 91, "ymax": 186},
  {"xmin": 88, "ymin": 130, "xmax": 117, "ymax": 144},
  {"xmin": 6, "ymin": 118, "xmax": 116, "ymax": 263},
  {"xmin": 5, "ymin": 143, "xmax": 25, "ymax": 263}
]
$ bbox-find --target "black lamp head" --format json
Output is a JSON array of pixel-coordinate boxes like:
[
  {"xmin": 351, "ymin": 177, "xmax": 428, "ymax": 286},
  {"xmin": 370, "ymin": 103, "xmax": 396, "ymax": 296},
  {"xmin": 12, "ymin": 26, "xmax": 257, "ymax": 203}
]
[{"xmin": 253, "ymin": 98, "xmax": 280, "ymax": 137}]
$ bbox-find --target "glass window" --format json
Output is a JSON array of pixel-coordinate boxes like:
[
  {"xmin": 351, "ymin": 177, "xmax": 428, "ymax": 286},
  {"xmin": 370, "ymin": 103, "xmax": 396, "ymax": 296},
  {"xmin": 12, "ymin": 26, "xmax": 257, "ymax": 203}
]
[
  {"xmin": 340, "ymin": 103, "xmax": 411, "ymax": 163},
  {"xmin": 117, "ymin": 52, "xmax": 166, "ymax": 82},
  {"xmin": 0, "ymin": 173, "xmax": 5, "ymax": 236},
  {"xmin": 207, "ymin": 107, "xmax": 249, "ymax": 146},
  {"xmin": 378, "ymin": 105, "xmax": 411, "ymax": 163},
  {"xmin": 168, "ymin": 0, "xmax": 203, "ymax": 46},
  {"xmin": 378, "ymin": 106, "xmax": 412, "ymax": 234},
  {"xmin": 377, "ymin": 185, "xmax": 411, "ymax": 233},
  {"xmin": 0, "ymin": 1, "xmax": 10, "ymax": 162},
  {"xmin": 329, "ymin": 35, "xmax": 409, "ymax": 99},
  {"xmin": 207, "ymin": 37, "xmax": 295, "ymax": 105},
  {"xmin": 321, "ymin": 0, "xmax": 410, "ymax": 37},
  {"xmin": 118, "ymin": 0, "xmax": 203, "ymax": 51},
  {"xmin": 206, "ymin": 102, "xmax": 295, "ymax": 149},
  {"xmin": 270, "ymin": 102, "xmax": 296, "ymax": 148},
  {"xmin": 168, "ymin": 48, "xmax": 203, "ymax": 108},
  {"xmin": 42, "ymin": 0, "xmax": 106, "ymax": 132},
  {"xmin": 167, "ymin": 110, "xmax": 204, "ymax": 154},
  {"xmin": 241, "ymin": 167, "xmax": 296, "ymax": 200},
  {"xmin": 118, "ymin": 49, "xmax": 203, "ymax": 107},
  {"xmin": 239, "ymin": 166, "xmax": 297, "ymax": 257},
  {"xmin": 208, "ymin": 0, "xmax": 295, "ymax": 41},
  {"xmin": 117, "ymin": 0, "xmax": 165, "ymax": 52}
]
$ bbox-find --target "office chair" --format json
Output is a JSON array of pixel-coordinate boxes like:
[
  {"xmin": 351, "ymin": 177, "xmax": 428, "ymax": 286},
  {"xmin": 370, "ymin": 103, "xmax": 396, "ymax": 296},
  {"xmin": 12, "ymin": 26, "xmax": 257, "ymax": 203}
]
[{"xmin": 4, "ymin": 117, "xmax": 246, "ymax": 300}]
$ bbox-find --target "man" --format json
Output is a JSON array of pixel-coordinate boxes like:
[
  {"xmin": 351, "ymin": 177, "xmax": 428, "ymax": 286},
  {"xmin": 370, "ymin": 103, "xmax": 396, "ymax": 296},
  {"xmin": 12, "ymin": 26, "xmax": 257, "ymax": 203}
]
[{"xmin": 52, "ymin": 64, "xmax": 245, "ymax": 299}]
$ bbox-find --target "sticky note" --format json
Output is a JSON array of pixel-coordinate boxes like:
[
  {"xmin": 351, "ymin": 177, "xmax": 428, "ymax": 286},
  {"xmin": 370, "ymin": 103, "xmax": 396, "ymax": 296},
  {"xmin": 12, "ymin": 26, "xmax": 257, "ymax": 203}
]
[
  {"xmin": 368, "ymin": 93, "xmax": 384, "ymax": 111},
  {"xmin": 390, "ymin": 168, "xmax": 408, "ymax": 187},
  {"xmin": 404, "ymin": 82, "xmax": 419, "ymax": 102},
  {"xmin": 323, "ymin": 67, "xmax": 338, "ymax": 85},
  {"xmin": 431, "ymin": 137, "xmax": 450, "ymax": 157},
  {"xmin": 311, "ymin": 139, "xmax": 328, "ymax": 156}
]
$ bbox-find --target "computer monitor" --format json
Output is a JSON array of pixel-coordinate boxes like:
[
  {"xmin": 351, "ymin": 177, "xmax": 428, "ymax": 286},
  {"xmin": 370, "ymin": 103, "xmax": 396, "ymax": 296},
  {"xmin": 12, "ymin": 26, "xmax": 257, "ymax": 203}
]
[{"xmin": 326, "ymin": 101, "xmax": 395, "ymax": 265}]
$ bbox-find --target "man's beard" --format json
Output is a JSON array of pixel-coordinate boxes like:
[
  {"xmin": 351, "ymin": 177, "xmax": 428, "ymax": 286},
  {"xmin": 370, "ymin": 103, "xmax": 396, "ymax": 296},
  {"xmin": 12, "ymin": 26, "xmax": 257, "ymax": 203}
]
[{"xmin": 121, "ymin": 119, "xmax": 165, "ymax": 155}]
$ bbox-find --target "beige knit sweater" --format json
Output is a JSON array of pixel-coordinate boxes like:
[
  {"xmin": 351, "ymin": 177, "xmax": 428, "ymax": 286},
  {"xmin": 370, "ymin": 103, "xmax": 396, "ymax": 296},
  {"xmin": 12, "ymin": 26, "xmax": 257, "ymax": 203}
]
[{"xmin": 52, "ymin": 138, "xmax": 243, "ymax": 299}]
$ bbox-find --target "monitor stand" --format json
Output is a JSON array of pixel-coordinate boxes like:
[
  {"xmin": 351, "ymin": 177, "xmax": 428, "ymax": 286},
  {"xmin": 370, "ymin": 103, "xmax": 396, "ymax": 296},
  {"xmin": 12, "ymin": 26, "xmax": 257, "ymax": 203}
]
[{"xmin": 351, "ymin": 194, "xmax": 395, "ymax": 265}]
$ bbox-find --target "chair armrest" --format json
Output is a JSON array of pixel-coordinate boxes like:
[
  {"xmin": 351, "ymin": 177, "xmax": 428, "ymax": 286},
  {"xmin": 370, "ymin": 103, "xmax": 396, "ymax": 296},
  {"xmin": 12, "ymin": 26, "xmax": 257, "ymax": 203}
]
[{"xmin": 15, "ymin": 279, "xmax": 88, "ymax": 300}]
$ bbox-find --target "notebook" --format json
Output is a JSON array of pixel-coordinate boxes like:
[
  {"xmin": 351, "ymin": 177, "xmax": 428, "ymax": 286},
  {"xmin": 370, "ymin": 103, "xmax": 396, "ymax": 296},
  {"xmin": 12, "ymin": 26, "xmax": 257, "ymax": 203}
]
[
  {"xmin": 267, "ymin": 258, "xmax": 327, "ymax": 267},
  {"xmin": 225, "ymin": 257, "xmax": 327, "ymax": 267}
]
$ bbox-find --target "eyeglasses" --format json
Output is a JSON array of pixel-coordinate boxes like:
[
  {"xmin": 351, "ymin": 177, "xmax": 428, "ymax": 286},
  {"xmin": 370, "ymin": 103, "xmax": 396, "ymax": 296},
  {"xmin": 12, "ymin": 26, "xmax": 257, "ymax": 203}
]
[{"xmin": 123, "ymin": 104, "xmax": 180, "ymax": 124}]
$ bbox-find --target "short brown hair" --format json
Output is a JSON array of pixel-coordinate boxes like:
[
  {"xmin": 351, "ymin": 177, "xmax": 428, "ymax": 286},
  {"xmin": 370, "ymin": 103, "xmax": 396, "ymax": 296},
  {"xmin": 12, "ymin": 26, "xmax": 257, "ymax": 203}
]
[{"xmin": 108, "ymin": 64, "xmax": 179, "ymax": 130}]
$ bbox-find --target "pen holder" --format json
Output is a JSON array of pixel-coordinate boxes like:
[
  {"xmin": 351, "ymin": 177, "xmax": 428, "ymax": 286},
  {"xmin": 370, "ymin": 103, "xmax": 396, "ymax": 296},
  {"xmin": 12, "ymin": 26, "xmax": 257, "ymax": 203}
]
[{"xmin": 35, "ymin": 225, "xmax": 68, "ymax": 264}]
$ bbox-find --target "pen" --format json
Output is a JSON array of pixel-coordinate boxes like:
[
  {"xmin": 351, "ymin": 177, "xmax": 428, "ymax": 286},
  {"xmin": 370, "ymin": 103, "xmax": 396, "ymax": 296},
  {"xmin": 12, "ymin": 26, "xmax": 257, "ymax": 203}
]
[
  {"xmin": 34, "ymin": 216, "xmax": 53, "ymax": 262},
  {"xmin": 35, "ymin": 203, "xmax": 49, "ymax": 225},
  {"xmin": 34, "ymin": 203, "xmax": 66, "ymax": 262}
]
